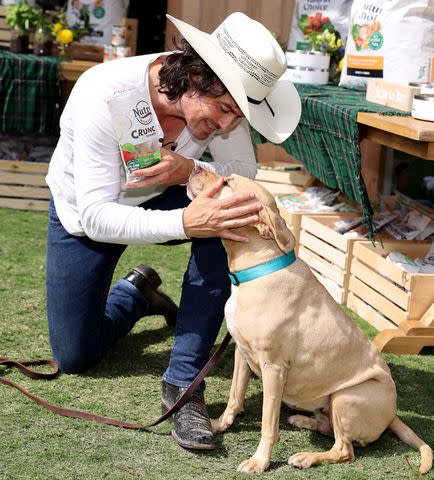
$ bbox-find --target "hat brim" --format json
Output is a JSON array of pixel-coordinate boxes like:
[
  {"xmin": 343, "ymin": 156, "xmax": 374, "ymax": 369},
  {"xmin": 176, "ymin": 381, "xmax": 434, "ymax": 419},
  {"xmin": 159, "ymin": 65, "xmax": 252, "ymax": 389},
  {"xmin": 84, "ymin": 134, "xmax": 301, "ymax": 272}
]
[{"xmin": 167, "ymin": 15, "xmax": 301, "ymax": 144}]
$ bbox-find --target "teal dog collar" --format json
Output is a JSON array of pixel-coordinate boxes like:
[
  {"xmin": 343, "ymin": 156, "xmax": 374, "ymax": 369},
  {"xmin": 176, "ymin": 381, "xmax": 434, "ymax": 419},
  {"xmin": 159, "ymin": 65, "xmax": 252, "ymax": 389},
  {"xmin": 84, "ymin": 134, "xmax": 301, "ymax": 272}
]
[{"xmin": 228, "ymin": 250, "xmax": 296, "ymax": 286}]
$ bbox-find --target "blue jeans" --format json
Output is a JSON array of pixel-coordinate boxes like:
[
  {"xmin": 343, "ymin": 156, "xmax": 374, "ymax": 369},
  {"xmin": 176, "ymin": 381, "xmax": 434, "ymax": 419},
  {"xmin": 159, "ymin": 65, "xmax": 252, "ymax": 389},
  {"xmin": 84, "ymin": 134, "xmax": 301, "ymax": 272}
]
[{"xmin": 46, "ymin": 186, "xmax": 230, "ymax": 390}]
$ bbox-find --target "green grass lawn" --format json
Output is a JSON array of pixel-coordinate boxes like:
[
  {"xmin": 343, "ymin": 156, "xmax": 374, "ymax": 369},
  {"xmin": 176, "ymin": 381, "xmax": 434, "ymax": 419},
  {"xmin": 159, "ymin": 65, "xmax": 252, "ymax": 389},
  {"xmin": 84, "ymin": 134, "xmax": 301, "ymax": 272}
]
[{"xmin": 0, "ymin": 207, "xmax": 433, "ymax": 480}]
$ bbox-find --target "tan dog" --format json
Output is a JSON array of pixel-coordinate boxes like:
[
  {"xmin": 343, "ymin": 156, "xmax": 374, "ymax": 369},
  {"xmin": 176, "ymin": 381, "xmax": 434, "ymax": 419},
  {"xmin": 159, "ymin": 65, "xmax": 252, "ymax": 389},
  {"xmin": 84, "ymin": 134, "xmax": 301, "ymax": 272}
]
[{"xmin": 188, "ymin": 168, "xmax": 432, "ymax": 475}]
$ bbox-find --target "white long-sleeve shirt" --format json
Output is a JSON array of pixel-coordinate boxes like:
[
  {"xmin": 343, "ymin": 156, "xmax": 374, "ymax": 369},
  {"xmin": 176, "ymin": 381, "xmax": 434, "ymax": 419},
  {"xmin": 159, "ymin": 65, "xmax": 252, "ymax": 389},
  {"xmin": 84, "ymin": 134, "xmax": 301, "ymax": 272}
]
[{"xmin": 46, "ymin": 53, "xmax": 257, "ymax": 245}]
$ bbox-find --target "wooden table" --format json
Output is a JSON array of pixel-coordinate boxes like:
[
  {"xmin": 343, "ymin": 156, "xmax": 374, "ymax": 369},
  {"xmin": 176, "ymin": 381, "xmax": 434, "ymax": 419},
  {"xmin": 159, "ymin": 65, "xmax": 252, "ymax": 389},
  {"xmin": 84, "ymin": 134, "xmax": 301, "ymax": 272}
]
[
  {"xmin": 356, "ymin": 112, "xmax": 434, "ymax": 201},
  {"xmin": 358, "ymin": 112, "xmax": 434, "ymax": 160},
  {"xmin": 354, "ymin": 112, "xmax": 434, "ymax": 354}
]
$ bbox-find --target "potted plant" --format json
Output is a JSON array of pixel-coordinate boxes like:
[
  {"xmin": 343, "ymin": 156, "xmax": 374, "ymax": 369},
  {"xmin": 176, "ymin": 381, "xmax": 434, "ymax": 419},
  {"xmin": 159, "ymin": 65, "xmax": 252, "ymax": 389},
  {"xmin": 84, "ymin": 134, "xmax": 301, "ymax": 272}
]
[
  {"xmin": 51, "ymin": 4, "xmax": 90, "ymax": 59},
  {"xmin": 5, "ymin": 0, "xmax": 40, "ymax": 53},
  {"xmin": 33, "ymin": 9, "xmax": 54, "ymax": 56}
]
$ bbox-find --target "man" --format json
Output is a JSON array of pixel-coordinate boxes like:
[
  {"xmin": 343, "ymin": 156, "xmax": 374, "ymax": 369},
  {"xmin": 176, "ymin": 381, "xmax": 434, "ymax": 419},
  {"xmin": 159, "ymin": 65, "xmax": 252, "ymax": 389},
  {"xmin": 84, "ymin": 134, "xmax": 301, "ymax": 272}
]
[{"xmin": 45, "ymin": 12, "xmax": 300, "ymax": 450}]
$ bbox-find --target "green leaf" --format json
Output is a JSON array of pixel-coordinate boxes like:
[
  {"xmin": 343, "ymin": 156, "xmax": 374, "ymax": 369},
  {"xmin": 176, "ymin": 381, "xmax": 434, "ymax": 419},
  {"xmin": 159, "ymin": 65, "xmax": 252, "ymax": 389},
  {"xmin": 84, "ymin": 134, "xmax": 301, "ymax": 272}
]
[
  {"xmin": 352, "ymin": 23, "xmax": 361, "ymax": 40},
  {"xmin": 121, "ymin": 143, "xmax": 138, "ymax": 153},
  {"xmin": 297, "ymin": 14, "xmax": 309, "ymax": 33}
]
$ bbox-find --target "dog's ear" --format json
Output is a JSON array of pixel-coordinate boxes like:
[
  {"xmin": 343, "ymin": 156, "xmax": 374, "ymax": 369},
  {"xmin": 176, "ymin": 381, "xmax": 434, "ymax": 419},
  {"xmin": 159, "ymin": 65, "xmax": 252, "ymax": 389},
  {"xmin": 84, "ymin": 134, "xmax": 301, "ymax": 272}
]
[{"xmin": 225, "ymin": 175, "xmax": 296, "ymax": 253}]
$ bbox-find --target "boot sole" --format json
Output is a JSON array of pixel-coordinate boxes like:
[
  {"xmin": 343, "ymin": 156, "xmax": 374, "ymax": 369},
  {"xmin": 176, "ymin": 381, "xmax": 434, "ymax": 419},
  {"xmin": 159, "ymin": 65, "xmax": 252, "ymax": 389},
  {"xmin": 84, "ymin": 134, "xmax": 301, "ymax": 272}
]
[
  {"xmin": 171, "ymin": 429, "xmax": 216, "ymax": 451},
  {"xmin": 162, "ymin": 401, "xmax": 216, "ymax": 450}
]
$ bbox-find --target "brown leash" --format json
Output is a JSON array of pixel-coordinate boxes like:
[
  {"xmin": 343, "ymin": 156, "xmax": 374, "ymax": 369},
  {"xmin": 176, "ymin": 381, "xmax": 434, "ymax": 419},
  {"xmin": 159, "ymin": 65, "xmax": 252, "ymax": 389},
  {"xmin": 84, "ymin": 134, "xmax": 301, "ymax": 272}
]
[{"xmin": 0, "ymin": 332, "xmax": 231, "ymax": 429}]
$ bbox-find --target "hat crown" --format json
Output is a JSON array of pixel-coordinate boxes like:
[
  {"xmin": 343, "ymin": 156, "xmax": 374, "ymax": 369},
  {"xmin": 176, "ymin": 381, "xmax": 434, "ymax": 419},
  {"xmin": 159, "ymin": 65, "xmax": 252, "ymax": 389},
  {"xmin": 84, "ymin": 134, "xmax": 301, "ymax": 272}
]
[{"xmin": 212, "ymin": 12, "xmax": 286, "ymax": 102}]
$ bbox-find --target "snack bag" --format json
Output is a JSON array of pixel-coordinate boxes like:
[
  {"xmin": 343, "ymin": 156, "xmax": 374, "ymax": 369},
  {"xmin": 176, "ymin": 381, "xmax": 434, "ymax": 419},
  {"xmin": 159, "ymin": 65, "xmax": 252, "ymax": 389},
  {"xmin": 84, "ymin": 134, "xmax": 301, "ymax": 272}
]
[
  {"xmin": 288, "ymin": 0, "xmax": 352, "ymax": 51},
  {"xmin": 107, "ymin": 89, "xmax": 161, "ymax": 184},
  {"xmin": 339, "ymin": 0, "xmax": 434, "ymax": 90}
]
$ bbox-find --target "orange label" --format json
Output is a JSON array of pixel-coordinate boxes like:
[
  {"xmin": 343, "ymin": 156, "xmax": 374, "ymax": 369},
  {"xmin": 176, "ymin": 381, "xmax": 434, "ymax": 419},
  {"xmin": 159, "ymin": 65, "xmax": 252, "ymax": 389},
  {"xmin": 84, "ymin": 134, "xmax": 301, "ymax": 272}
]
[{"xmin": 347, "ymin": 55, "xmax": 384, "ymax": 71}]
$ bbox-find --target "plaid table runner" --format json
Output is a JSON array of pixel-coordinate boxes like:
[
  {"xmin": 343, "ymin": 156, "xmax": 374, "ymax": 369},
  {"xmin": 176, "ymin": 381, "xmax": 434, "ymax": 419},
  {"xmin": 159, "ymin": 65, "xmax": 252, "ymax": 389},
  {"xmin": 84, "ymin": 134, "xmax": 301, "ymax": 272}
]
[
  {"xmin": 252, "ymin": 84, "xmax": 408, "ymax": 236},
  {"xmin": 0, "ymin": 49, "xmax": 61, "ymax": 134}
]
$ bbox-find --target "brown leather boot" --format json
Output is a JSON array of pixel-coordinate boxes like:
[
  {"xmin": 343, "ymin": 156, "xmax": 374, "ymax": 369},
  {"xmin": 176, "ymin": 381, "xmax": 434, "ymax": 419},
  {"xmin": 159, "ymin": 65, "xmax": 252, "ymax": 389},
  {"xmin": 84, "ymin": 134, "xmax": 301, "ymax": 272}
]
[
  {"xmin": 161, "ymin": 380, "xmax": 216, "ymax": 450},
  {"xmin": 124, "ymin": 264, "xmax": 178, "ymax": 327}
]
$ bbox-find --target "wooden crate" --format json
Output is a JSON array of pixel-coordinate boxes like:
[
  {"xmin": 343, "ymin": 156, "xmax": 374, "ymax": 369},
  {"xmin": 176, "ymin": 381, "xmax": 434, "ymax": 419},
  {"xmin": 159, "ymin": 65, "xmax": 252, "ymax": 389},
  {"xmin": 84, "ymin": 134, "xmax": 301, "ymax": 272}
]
[
  {"xmin": 255, "ymin": 144, "xmax": 316, "ymax": 196},
  {"xmin": 256, "ymin": 169, "xmax": 311, "ymax": 186},
  {"xmin": 0, "ymin": 160, "xmax": 50, "ymax": 211},
  {"xmin": 347, "ymin": 240, "xmax": 434, "ymax": 354},
  {"xmin": 297, "ymin": 213, "xmax": 364, "ymax": 304}
]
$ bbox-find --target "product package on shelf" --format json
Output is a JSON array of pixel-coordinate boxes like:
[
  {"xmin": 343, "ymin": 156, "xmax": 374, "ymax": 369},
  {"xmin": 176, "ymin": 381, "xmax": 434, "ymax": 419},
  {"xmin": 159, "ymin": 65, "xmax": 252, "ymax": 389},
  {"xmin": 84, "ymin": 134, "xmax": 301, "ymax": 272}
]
[
  {"xmin": 276, "ymin": 186, "xmax": 358, "ymax": 251},
  {"xmin": 339, "ymin": 0, "xmax": 434, "ymax": 90},
  {"xmin": 340, "ymin": 193, "xmax": 434, "ymax": 241},
  {"xmin": 288, "ymin": 0, "xmax": 352, "ymax": 51}
]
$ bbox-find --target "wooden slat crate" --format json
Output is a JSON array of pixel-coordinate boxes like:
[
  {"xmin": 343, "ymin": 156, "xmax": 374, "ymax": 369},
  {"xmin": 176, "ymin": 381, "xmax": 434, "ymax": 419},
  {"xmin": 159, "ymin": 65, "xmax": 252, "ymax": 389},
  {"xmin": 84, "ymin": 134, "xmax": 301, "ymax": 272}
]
[
  {"xmin": 255, "ymin": 145, "xmax": 316, "ymax": 196},
  {"xmin": 0, "ymin": 160, "xmax": 50, "ymax": 211},
  {"xmin": 347, "ymin": 240, "xmax": 434, "ymax": 354},
  {"xmin": 256, "ymin": 166, "xmax": 315, "ymax": 197},
  {"xmin": 258, "ymin": 181, "xmax": 305, "ymax": 196},
  {"xmin": 0, "ymin": 6, "xmax": 10, "ymax": 49},
  {"xmin": 297, "ymin": 213, "xmax": 364, "ymax": 304}
]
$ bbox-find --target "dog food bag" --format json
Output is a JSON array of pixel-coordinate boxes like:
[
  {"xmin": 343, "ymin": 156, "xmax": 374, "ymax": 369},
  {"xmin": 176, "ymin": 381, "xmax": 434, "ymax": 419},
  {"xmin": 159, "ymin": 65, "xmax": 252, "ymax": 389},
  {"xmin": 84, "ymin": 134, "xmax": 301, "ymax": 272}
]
[
  {"xmin": 288, "ymin": 0, "xmax": 352, "ymax": 51},
  {"xmin": 107, "ymin": 88, "xmax": 161, "ymax": 184},
  {"xmin": 339, "ymin": 0, "xmax": 434, "ymax": 90},
  {"xmin": 66, "ymin": 0, "xmax": 129, "ymax": 46}
]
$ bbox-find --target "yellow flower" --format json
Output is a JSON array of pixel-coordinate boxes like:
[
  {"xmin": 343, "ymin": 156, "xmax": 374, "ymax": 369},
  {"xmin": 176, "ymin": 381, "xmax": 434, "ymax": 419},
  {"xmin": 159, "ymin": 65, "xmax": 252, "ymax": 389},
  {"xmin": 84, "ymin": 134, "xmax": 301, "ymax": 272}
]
[
  {"xmin": 53, "ymin": 22, "xmax": 63, "ymax": 34},
  {"xmin": 57, "ymin": 28, "xmax": 73, "ymax": 45},
  {"xmin": 337, "ymin": 39, "xmax": 342, "ymax": 47},
  {"xmin": 338, "ymin": 58, "xmax": 344, "ymax": 71}
]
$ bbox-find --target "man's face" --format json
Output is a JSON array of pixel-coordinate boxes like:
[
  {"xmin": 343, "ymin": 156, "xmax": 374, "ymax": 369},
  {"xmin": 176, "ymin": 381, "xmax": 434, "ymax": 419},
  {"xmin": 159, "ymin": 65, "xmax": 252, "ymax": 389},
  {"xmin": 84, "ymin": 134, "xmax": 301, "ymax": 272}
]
[{"xmin": 180, "ymin": 92, "xmax": 244, "ymax": 140}]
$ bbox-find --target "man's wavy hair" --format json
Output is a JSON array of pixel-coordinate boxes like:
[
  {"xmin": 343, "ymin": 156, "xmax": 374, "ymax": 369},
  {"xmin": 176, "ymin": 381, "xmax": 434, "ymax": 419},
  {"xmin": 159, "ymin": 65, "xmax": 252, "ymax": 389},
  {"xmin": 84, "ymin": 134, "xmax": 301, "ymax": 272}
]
[{"xmin": 158, "ymin": 39, "xmax": 228, "ymax": 101}]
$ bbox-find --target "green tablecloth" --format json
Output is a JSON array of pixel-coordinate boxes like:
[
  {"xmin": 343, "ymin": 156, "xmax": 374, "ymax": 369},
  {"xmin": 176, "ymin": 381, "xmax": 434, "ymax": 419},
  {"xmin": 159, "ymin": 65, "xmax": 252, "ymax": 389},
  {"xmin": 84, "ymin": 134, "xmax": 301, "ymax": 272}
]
[
  {"xmin": 253, "ymin": 84, "xmax": 409, "ymax": 236},
  {"xmin": 0, "ymin": 49, "xmax": 61, "ymax": 134}
]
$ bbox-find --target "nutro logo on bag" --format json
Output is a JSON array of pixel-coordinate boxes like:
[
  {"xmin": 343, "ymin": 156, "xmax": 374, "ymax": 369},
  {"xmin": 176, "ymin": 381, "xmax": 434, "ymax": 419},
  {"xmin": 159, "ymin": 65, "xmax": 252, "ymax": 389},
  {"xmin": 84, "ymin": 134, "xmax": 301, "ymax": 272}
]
[
  {"xmin": 133, "ymin": 101, "xmax": 153, "ymax": 125},
  {"xmin": 108, "ymin": 90, "xmax": 161, "ymax": 183}
]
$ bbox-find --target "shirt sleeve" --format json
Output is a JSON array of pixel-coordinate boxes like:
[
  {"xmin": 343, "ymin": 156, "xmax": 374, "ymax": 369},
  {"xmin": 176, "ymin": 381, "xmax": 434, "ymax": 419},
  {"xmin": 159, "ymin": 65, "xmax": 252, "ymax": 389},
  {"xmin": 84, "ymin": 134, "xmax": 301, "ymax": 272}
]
[
  {"xmin": 202, "ymin": 119, "xmax": 257, "ymax": 178},
  {"xmin": 69, "ymin": 76, "xmax": 188, "ymax": 245}
]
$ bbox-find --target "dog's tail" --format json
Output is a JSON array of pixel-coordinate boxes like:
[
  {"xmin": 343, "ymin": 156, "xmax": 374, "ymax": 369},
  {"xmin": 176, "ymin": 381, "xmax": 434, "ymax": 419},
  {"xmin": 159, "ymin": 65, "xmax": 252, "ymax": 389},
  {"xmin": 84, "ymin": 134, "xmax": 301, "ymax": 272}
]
[{"xmin": 389, "ymin": 416, "xmax": 432, "ymax": 474}]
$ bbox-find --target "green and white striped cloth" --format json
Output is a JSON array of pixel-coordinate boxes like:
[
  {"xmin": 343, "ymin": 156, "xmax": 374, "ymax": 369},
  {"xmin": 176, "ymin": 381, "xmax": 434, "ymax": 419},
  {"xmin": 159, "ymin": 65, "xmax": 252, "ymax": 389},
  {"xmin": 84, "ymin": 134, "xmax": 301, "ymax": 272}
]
[
  {"xmin": 252, "ymin": 84, "xmax": 409, "ymax": 237},
  {"xmin": 0, "ymin": 49, "xmax": 61, "ymax": 134}
]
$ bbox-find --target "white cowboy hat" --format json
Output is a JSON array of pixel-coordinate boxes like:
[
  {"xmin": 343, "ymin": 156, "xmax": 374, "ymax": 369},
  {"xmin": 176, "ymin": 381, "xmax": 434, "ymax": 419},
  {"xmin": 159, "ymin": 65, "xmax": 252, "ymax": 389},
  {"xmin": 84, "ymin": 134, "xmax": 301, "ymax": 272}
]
[{"xmin": 166, "ymin": 12, "xmax": 301, "ymax": 144}]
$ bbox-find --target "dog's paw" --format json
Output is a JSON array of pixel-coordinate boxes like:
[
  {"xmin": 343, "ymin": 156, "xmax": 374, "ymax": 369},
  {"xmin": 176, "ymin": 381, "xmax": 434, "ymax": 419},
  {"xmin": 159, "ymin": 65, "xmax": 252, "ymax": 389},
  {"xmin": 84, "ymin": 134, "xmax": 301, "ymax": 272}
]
[
  {"xmin": 237, "ymin": 456, "xmax": 270, "ymax": 473},
  {"xmin": 288, "ymin": 414, "xmax": 316, "ymax": 430},
  {"xmin": 288, "ymin": 452, "xmax": 316, "ymax": 469},
  {"xmin": 211, "ymin": 409, "xmax": 243, "ymax": 433},
  {"xmin": 211, "ymin": 413, "xmax": 234, "ymax": 433}
]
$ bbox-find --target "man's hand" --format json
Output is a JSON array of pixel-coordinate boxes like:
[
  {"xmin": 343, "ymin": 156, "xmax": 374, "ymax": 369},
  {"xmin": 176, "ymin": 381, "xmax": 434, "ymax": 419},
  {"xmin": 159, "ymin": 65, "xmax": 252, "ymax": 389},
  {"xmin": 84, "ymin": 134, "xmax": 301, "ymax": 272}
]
[
  {"xmin": 183, "ymin": 177, "xmax": 262, "ymax": 242},
  {"xmin": 124, "ymin": 148, "xmax": 194, "ymax": 188}
]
